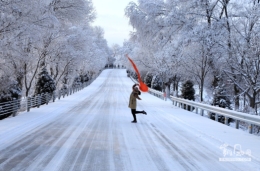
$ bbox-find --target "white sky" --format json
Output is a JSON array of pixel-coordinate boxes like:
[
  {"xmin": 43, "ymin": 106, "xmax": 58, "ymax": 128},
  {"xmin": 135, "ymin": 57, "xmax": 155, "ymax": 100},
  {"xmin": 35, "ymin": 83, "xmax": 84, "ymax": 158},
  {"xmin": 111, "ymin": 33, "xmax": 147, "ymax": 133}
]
[{"xmin": 91, "ymin": 0, "xmax": 137, "ymax": 47}]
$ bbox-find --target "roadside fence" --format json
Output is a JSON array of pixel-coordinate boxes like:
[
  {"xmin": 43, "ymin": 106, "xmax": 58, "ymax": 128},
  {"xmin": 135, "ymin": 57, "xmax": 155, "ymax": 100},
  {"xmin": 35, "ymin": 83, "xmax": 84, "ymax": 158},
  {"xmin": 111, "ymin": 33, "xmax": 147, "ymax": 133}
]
[
  {"xmin": 130, "ymin": 76, "xmax": 260, "ymax": 134},
  {"xmin": 0, "ymin": 74, "xmax": 99, "ymax": 119}
]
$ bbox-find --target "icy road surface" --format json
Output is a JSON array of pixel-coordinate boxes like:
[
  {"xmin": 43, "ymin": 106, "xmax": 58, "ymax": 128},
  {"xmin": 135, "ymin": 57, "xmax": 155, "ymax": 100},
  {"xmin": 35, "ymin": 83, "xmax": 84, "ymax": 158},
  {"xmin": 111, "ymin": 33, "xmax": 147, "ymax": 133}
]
[{"xmin": 0, "ymin": 69, "xmax": 260, "ymax": 171}]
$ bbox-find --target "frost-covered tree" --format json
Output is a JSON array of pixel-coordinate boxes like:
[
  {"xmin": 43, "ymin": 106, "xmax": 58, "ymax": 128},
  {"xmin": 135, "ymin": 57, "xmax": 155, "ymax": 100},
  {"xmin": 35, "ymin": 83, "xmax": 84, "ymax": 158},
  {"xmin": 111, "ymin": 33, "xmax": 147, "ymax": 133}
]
[
  {"xmin": 0, "ymin": 0, "xmax": 58, "ymax": 96},
  {"xmin": 123, "ymin": 0, "xmax": 260, "ymax": 113},
  {"xmin": 72, "ymin": 72, "xmax": 90, "ymax": 88},
  {"xmin": 223, "ymin": 1, "xmax": 260, "ymax": 112},
  {"xmin": 0, "ymin": 76, "xmax": 21, "ymax": 102},
  {"xmin": 131, "ymin": 72, "xmax": 138, "ymax": 81},
  {"xmin": 34, "ymin": 67, "xmax": 56, "ymax": 95},
  {"xmin": 125, "ymin": 0, "xmax": 182, "ymax": 90},
  {"xmin": 210, "ymin": 86, "xmax": 233, "ymax": 123},
  {"xmin": 151, "ymin": 75, "xmax": 162, "ymax": 91},
  {"xmin": 124, "ymin": 1, "xmax": 227, "ymax": 100},
  {"xmin": 0, "ymin": 76, "xmax": 22, "ymax": 120},
  {"xmin": 212, "ymin": 86, "xmax": 231, "ymax": 109},
  {"xmin": 0, "ymin": 0, "xmax": 110, "ymax": 98},
  {"xmin": 181, "ymin": 80, "xmax": 195, "ymax": 111},
  {"xmin": 49, "ymin": 0, "xmax": 95, "ymax": 24},
  {"xmin": 144, "ymin": 72, "xmax": 153, "ymax": 88},
  {"xmin": 181, "ymin": 80, "xmax": 195, "ymax": 101},
  {"xmin": 72, "ymin": 76, "xmax": 82, "ymax": 88}
]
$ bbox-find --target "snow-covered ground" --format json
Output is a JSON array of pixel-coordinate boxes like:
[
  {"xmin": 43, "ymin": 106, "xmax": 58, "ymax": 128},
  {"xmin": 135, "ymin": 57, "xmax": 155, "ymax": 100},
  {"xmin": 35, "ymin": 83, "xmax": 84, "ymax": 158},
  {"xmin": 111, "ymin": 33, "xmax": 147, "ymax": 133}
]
[{"xmin": 0, "ymin": 69, "xmax": 260, "ymax": 171}]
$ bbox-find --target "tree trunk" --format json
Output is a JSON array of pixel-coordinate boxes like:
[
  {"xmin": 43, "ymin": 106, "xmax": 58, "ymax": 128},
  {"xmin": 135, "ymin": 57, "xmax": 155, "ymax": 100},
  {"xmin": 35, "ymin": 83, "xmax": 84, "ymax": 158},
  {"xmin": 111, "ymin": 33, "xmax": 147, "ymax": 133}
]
[
  {"xmin": 200, "ymin": 70, "xmax": 205, "ymax": 102},
  {"xmin": 200, "ymin": 87, "xmax": 204, "ymax": 102},
  {"xmin": 249, "ymin": 92, "xmax": 256, "ymax": 111},
  {"xmin": 234, "ymin": 84, "xmax": 240, "ymax": 110}
]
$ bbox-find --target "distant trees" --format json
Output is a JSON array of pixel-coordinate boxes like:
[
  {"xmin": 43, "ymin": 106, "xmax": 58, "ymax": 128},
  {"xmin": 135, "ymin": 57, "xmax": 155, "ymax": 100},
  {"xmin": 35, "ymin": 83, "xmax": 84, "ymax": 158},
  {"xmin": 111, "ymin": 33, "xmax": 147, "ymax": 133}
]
[{"xmin": 72, "ymin": 73, "xmax": 90, "ymax": 88}]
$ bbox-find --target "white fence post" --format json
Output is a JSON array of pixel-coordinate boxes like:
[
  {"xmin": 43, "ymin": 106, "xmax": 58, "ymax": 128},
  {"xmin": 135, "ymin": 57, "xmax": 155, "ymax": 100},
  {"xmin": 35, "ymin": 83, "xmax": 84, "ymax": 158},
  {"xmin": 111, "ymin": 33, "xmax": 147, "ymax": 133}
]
[{"xmin": 215, "ymin": 114, "xmax": 218, "ymax": 121}]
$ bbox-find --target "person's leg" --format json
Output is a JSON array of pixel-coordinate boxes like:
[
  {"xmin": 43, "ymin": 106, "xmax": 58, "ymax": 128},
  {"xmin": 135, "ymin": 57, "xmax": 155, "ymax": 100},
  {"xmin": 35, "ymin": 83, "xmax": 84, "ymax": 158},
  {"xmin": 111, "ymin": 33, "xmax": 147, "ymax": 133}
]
[
  {"xmin": 131, "ymin": 109, "xmax": 137, "ymax": 122},
  {"xmin": 135, "ymin": 110, "xmax": 147, "ymax": 115}
]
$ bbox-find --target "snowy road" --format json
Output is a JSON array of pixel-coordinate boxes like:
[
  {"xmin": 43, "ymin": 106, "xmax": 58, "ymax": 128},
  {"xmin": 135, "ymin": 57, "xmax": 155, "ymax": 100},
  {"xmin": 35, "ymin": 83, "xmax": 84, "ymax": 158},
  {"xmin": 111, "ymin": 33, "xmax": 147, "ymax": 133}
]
[{"xmin": 0, "ymin": 69, "xmax": 260, "ymax": 171}]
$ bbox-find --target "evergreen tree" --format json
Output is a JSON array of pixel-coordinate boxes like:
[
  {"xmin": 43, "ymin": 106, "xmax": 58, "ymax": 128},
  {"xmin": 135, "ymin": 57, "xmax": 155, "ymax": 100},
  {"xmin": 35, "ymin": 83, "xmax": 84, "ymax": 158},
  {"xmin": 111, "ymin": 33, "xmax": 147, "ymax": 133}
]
[
  {"xmin": 0, "ymin": 77, "xmax": 22, "ymax": 102},
  {"xmin": 210, "ymin": 85, "xmax": 232, "ymax": 123},
  {"xmin": 210, "ymin": 86, "xmax": 232, "ymax": 123},
  {"xmin": 144, "ymin": 72, "xmax": 153, "ymax": 88},
  {"xmin": 212, "ymin": 86, "xmax": 231, "ymax": 109},
  {"xmin": 72, "ymin": 73, "xmax": 89, "ymax": 88},
  {"xmin": 80, "ymin": 73, "xmax": 89, "ymax": 83},
  {"xmin": 181, "ymin": 80, "xmax": 195, "ymax": 101},
  {"xmin": 151, "ymin": 75, "xmax": 162, "ymax": 91},
  {"xmin": 60, "ymin": 74, "xmax": 69, "ymax": 92},
  {"xmin": 72, "ymin": 76, "xmax": 82, "ymax": 88},
  {"xmin": 34, "ymin": 67, "xmax": 56, "ymax": 95},
  {"xmin": 0, "ymin": 77, "xmax": 21, "ymax": 120},
  {"xmin": 131, "ymin": 72, "xmax": 138, "ymax": 81},
  {"xmin": 181, "ymin": 80, "xmax": 195, "ymax": 111}
]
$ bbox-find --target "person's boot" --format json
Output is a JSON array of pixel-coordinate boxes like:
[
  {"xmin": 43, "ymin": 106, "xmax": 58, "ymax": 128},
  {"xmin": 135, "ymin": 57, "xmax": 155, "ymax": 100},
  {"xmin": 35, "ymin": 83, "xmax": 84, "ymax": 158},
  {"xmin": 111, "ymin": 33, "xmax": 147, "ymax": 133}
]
[
  {"xmin": 131, "ymin": 120, "xmax": 137, "ymax": 123},
  {"xmin": 142, "ymin": 110, "xmax": 147, "ymax": 115}
]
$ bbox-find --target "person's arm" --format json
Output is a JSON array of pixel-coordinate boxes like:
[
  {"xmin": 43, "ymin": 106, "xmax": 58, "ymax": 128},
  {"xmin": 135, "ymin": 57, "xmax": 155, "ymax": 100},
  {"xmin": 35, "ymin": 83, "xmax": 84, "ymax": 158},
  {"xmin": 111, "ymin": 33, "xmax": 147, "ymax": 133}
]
[{"xmin": 134, "ymin": 93, "xmax": 142, "ymax": 100}]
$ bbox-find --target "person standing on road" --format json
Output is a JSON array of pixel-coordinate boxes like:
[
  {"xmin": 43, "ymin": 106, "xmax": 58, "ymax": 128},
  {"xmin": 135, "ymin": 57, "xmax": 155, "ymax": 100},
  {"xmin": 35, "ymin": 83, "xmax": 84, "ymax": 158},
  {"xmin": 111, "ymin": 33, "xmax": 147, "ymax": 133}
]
[{"xmin": 128, "ymin": 83, "xmax": 147, "ymax": 123}]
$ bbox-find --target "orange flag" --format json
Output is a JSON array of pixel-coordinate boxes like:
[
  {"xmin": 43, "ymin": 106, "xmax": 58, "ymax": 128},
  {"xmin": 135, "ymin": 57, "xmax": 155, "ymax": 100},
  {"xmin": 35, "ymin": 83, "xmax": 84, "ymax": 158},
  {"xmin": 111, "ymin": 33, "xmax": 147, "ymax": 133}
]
[{"xmin": 126, "ymin": 54, "xmax": 148, "ymax": 92}]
